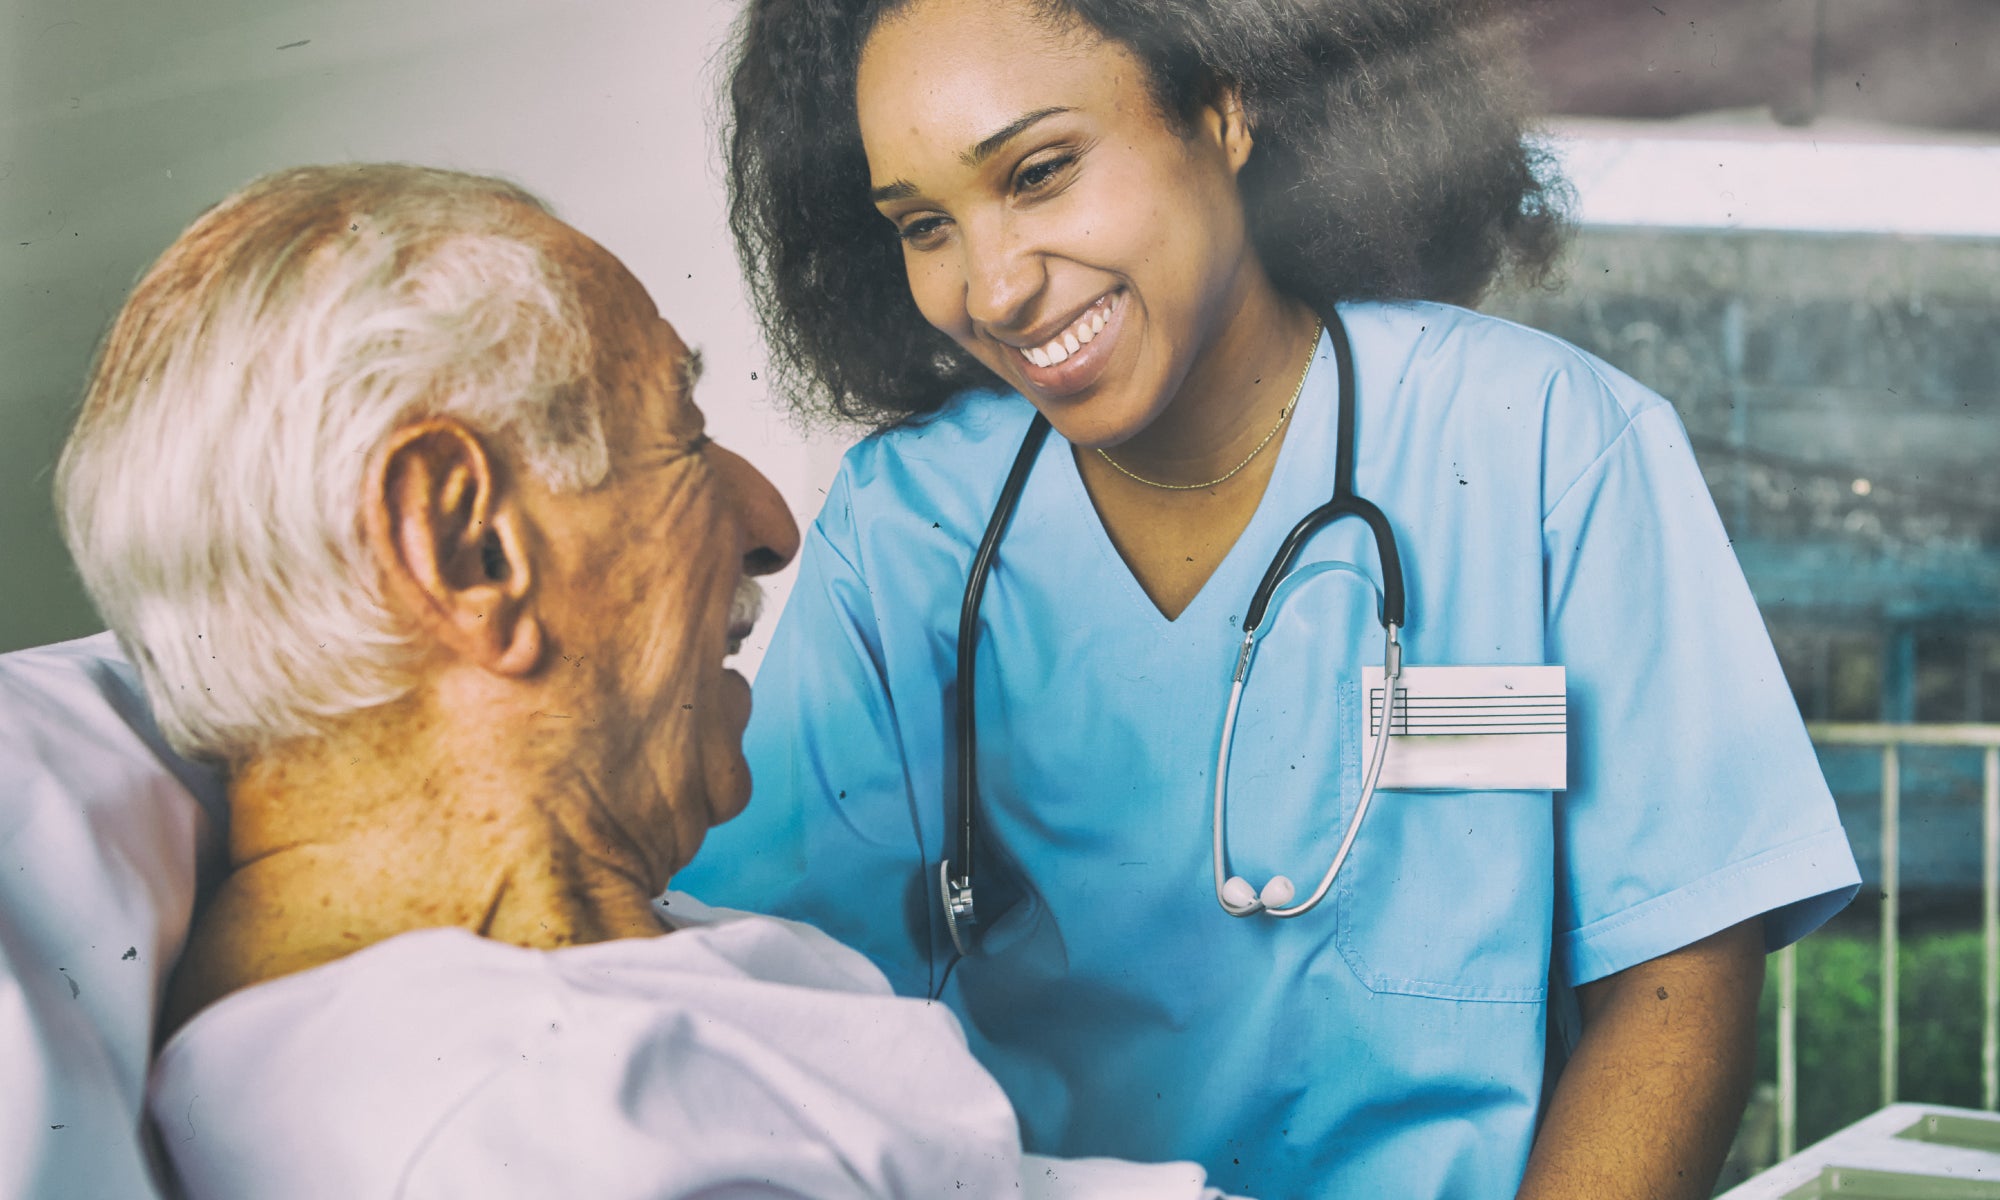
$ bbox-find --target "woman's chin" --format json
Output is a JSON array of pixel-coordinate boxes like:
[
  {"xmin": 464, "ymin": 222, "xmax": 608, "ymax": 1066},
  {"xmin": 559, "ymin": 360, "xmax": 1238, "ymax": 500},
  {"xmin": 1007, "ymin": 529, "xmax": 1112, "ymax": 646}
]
[{"xmin": 1034, "ymin": 386, "xmax": 1174, "ymax": 453}]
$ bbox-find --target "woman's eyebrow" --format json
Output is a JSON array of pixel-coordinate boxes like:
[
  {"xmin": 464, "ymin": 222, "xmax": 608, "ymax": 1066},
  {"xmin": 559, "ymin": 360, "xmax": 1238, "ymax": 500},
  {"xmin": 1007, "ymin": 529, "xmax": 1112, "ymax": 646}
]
[
  {"xmin": 959, "ymin": 106, "xmax": 1073, "ymax": 166},
  {"xmin": 868, "ymin": 106, "xmax": 1075, "ymax": 203}
]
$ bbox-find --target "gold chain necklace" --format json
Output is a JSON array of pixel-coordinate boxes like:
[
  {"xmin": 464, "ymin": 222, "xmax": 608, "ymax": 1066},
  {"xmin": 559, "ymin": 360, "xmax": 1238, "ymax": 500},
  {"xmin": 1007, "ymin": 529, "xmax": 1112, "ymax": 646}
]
[{"xmin": 1095, "ymin": 321, "xmax": 1322, "ymax": 491}]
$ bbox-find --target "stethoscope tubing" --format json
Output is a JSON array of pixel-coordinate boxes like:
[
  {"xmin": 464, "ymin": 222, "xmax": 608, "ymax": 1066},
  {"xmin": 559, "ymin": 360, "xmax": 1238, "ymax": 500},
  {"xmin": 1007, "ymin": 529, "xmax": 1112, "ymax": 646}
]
[
  {"xmin": 1242, "ymin": 317, "xmax": 1403, "ymax": 635},
  {"xmin": 1212, "ymin": 623, "xmax": 1401, "ymax": 918},
  {"xmin": 944, "ymin": 410, "xmax": 1051, "ymax": 955},
  {"xmin": 946, "ymin": 307, "xmax": 1407, "ymax": 951}
]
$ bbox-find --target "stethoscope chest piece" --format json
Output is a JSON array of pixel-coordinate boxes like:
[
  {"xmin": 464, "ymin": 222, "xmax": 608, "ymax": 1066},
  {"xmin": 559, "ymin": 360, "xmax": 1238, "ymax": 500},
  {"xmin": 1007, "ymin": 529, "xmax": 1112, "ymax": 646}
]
[{"xmin": 940, "ymin": 859, "xmax": 976, "ymax": 957}]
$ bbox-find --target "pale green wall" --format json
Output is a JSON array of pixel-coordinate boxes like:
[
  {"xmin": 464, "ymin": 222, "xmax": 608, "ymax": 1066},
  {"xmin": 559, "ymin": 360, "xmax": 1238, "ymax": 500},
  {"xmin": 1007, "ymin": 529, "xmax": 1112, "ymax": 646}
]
[{"xmin": 0, "ymin": 0, "xmax": 842, "ymax": 663}]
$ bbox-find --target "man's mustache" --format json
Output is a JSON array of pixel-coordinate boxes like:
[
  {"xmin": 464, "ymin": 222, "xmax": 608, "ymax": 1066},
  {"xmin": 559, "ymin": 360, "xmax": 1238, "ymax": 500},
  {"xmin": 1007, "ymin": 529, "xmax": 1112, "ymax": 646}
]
[{"xmin": 729, "ymin": 575, "xmax": 765, "ymax": 641}]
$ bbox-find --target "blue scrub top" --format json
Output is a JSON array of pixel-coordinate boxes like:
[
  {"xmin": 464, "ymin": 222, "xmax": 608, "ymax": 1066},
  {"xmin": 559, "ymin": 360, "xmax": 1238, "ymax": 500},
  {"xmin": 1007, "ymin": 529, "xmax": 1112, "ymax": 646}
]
[{"xmin": 677, "ymin": 302, "xmax": 1860, "ymax": 1199}]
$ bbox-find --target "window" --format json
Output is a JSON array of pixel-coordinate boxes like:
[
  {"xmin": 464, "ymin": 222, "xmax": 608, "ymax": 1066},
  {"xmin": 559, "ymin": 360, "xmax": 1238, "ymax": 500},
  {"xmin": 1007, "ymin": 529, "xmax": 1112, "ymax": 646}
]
[{"xmin": 1770, "ymin": 624, "xmax": 1885, "ymax": 723}]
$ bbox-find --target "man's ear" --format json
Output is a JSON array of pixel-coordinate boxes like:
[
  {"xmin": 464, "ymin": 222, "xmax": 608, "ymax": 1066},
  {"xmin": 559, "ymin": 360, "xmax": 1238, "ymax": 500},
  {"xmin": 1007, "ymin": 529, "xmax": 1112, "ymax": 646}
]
[{"xmin": 364, "ymin": 419, "xmax": 542, "ymax": 677}]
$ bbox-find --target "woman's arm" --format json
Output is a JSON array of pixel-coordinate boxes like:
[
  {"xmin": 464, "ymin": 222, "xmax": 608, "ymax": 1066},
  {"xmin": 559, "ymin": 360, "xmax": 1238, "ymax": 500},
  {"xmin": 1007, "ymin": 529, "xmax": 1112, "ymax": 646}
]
[{"xmin": 1516, "ymin": 918, "xmax": 1765, "ymax": 1200}]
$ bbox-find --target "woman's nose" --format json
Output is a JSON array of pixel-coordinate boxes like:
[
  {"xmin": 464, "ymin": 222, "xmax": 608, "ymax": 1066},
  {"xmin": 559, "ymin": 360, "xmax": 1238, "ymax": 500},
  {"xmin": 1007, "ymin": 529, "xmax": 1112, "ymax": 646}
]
[
  {"xmin": 710, "ymin": 444, "xmax": 800, "ymax": 576},
  {"xmin": 960, "ymin": 220, "xmax": 1043, "ymax": 332}
]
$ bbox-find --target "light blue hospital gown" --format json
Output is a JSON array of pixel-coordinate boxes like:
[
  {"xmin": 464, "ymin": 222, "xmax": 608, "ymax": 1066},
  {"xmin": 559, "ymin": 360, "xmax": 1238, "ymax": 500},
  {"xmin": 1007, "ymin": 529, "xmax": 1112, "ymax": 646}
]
[{"xmin": 677, "ymin": 301, "xmax": 1860, "ymax": 1199}]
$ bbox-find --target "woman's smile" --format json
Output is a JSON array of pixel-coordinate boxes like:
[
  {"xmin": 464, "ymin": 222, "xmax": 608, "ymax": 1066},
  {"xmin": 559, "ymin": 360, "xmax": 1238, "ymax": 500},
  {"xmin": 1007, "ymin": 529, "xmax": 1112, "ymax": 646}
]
[
  {"xmin": 855, "ymin": 0, "xmax": 1295, "ymax": 454},
  {"xmin": 1004, "ymin": 289, "xmax": 1126, "ymax": 398}
]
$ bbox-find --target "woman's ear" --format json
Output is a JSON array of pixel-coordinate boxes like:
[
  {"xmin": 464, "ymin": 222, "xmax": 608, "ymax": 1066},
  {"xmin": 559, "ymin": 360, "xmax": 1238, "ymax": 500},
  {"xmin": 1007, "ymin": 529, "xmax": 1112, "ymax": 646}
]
[
  {"xmin": 364, "ymin": 419, "xmax": 543, "ymax": 677},
  {"xmin": 1199, "ymin": 79, "xmax": 1255, "ymax": 175}
]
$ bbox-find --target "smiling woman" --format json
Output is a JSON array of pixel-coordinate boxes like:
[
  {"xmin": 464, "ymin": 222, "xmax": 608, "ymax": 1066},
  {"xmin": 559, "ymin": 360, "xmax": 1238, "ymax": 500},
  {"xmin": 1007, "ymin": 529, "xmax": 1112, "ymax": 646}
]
[
  {"xmin": 857, "ymin": 0, "xmax": 1305, "ymax": 465},
  {"xmin": 673, "ymin": 1, "xmax": 1861, "ymax": 1198},
  {"xmin": 731, "ymin": 0, "xmax": 1564, "ymax": 431}
]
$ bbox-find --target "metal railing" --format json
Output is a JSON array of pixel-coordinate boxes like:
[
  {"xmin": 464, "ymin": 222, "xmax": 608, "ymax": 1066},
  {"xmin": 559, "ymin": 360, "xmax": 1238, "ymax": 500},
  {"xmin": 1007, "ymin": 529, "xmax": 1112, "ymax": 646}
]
[{"xmin": 1774, "ymin": 723, "xmax": 2000, "ymax": 1158}]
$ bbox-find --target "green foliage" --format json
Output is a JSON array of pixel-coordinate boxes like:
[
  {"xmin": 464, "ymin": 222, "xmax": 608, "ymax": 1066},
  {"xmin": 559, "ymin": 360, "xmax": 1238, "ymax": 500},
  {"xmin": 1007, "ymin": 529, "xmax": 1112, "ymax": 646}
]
[{"xmin": 1756, "ymin": 926, "xmax": 1989, "ymax": 1147}]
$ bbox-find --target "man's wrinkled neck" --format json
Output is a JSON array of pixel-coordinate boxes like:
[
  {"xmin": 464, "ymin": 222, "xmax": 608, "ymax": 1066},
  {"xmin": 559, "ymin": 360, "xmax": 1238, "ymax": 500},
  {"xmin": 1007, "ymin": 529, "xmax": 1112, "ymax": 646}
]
[
  {"xmin": 167, "ymin": 686, "xmax": 670, "ymax": 1036},
  {"xmin": 228, "ymin": 689, "xmax": 668, "ymax": 940}
]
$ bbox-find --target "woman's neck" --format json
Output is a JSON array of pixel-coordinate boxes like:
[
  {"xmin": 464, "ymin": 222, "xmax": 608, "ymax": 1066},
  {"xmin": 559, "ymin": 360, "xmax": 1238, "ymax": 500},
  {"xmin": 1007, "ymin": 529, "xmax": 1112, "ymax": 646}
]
[{"xmin": 1104, "ymin": 280, "xmax": 1321, "ymax": 487}]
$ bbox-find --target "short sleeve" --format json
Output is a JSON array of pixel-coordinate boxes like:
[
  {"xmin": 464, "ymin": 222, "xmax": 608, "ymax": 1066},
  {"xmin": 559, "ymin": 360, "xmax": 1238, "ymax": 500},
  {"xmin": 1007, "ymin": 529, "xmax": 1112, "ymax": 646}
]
[
  {"xmin": 1545, "ymin": 400, "xmax": 1859, "ymax": 987},
  {"xmin": 672, "ymin": 470, "xmax": 942, "ymax": 998}
]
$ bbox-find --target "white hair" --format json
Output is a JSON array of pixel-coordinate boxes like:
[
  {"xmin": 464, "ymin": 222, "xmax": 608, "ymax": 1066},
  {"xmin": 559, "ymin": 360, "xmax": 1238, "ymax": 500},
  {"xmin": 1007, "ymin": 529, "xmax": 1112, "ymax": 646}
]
[{"xmin": 56, "ymin": 164, "xmax": 614, "ymax": 762}]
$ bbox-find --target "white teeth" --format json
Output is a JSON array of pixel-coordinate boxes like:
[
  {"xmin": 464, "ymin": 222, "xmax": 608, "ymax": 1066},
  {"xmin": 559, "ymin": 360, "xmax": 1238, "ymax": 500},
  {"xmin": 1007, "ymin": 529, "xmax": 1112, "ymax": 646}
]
[{"xmin": 1019, "ymin": 294, "xmax": 1116, "ymax": 369}]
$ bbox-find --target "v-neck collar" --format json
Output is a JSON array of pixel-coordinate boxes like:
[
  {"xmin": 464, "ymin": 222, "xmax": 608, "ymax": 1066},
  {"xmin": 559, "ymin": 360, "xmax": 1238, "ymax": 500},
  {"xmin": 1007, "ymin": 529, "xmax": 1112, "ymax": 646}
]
[{"xmin": 1040, "ymin": 324, "xmax": 1342, "ymax": 632}]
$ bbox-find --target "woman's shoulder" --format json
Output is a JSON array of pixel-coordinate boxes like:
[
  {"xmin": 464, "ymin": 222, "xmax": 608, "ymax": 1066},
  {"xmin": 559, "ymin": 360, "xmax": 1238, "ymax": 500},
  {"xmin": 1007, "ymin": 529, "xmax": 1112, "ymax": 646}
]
[
  {"xmin": 1328, "ymin": 300, "xmax": 1705, "ymax": 522},
  {"xmin": 1341, "ymin": 300, "xmax": 1687, "ymax": 504},
  {"xmin": 828, "ymin": 385, "xmax": 1043, "ymax": 510},
  {"xmin": 849, "ymin": 386, "xmax": 1038, "ymax": 466},
  {"xmin": 1344, "ymin": 299, "xmax": 1671, "ymax": 426}
]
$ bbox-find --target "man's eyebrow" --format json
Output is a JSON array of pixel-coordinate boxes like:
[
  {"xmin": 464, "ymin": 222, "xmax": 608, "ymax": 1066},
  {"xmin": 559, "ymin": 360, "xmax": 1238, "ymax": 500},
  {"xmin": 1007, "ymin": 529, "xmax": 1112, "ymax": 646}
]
[
  {"xmin": 866, "ymin": 106, "xmax": 1075, "ymax": 204},
  {"xmin": 677, "ymin": 347, "xmax": 705, "ymax": 392}
]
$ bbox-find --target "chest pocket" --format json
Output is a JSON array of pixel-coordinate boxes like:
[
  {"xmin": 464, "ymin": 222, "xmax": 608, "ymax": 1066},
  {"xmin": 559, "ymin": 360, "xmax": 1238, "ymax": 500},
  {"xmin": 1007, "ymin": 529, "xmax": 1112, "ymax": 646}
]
[
  {"xmin": 1331, "ymin": 776, "xmax": 1552, "ymax": 1001},
  {"xmin": 1231, "ymin": 563, "xmax": 1552, "ymax": 1002}
]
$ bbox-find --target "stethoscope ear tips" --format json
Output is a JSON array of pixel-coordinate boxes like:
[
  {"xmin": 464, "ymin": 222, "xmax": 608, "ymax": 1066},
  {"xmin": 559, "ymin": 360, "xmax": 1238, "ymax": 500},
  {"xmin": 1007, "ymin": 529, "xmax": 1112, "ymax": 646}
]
[
  {"xmin": 1220, "ymin": 875, "xmax": 1260, "ymax": 914},
  {"xmin": 1221, "ymin": 874, "xmax": 1300, "ymax": 917}
]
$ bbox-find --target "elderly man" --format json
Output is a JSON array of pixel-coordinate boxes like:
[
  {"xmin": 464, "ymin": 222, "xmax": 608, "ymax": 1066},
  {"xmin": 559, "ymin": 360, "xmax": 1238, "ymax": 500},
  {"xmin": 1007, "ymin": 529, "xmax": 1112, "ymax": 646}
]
[{"xmin": 56, "ymin": 164, "xmax": 1234, "ymax": 1199}]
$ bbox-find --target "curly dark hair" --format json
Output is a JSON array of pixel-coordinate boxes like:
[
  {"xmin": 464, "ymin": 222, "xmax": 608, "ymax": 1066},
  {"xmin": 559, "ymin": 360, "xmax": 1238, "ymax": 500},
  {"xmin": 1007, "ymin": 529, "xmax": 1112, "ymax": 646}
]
[{"xmin": 727, "ymin": 0, "xmax": 1569, "ymax": 430}]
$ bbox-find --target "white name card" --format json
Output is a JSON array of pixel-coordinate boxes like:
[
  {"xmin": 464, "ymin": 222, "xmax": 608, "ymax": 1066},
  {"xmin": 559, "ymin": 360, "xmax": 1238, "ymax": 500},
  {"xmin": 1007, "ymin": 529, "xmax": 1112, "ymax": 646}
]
[{"xmin": 1358, "ymin": 664, "xmax": 1567, "ymax": 791}]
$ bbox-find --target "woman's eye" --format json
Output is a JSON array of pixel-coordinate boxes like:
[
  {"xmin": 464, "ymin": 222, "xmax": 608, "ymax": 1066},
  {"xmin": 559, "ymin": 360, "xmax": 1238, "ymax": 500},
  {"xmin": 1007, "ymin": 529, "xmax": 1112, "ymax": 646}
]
[
  {"xmin": 1015, "ymin": 154, "xmax": 1075, "ymax": 194},
  {"xmin": 896, "ymin": 216, "xmax": 949, "ymax": 248}
]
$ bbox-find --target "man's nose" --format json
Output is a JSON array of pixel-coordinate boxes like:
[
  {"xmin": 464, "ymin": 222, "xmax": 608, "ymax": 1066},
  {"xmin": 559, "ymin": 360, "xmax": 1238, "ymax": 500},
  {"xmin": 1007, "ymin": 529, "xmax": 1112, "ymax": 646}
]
[
  {"xmin": 960, "ymin": 218, "xmax": 1043, "ymax": 332},
  {"xmin": 710, "ymin": 444, "xmax": 800, "ymax": 576}
]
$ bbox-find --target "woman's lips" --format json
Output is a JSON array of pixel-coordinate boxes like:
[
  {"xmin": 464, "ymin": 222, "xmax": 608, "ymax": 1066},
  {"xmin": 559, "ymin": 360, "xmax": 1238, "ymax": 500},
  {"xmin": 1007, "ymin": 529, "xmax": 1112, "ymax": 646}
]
[{"xmin": 1011, "ymin": 291, "xmax": 1125, "ymax": 399}]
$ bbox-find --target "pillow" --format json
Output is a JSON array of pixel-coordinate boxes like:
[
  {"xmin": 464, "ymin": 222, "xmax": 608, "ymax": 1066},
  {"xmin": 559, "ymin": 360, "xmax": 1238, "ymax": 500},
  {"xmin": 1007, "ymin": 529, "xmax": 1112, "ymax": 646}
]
[{"xmin": 0, "ymin": 633, "xmax": 225, "ymax": 1200}]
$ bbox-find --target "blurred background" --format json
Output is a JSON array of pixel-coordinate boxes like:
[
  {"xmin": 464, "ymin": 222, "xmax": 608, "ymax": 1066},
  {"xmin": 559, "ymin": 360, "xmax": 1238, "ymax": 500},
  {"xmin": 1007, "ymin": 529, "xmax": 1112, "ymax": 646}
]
[
  {"xmin": 3, "ymin": 0, "xmax": 1996, "ymax": 1186},
  {"xmin": 1495, "ymin": 1, "xmax": 2000, "ymax": 1184}
]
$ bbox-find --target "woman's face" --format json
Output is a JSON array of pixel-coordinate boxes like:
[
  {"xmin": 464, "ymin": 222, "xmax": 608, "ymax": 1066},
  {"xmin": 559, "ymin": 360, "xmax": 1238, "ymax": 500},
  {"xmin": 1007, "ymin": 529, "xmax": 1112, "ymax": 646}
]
[{"xmin": 856, "ymin": 0, "xmax": 1264, "ymax": 447}]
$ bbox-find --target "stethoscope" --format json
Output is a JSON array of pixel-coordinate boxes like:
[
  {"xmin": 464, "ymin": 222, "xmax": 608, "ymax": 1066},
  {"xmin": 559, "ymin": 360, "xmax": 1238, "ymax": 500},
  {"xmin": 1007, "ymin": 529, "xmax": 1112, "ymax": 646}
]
[{"xmin": 940, "ymin": 310, "xmax": 1407, "ymax": 958}]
